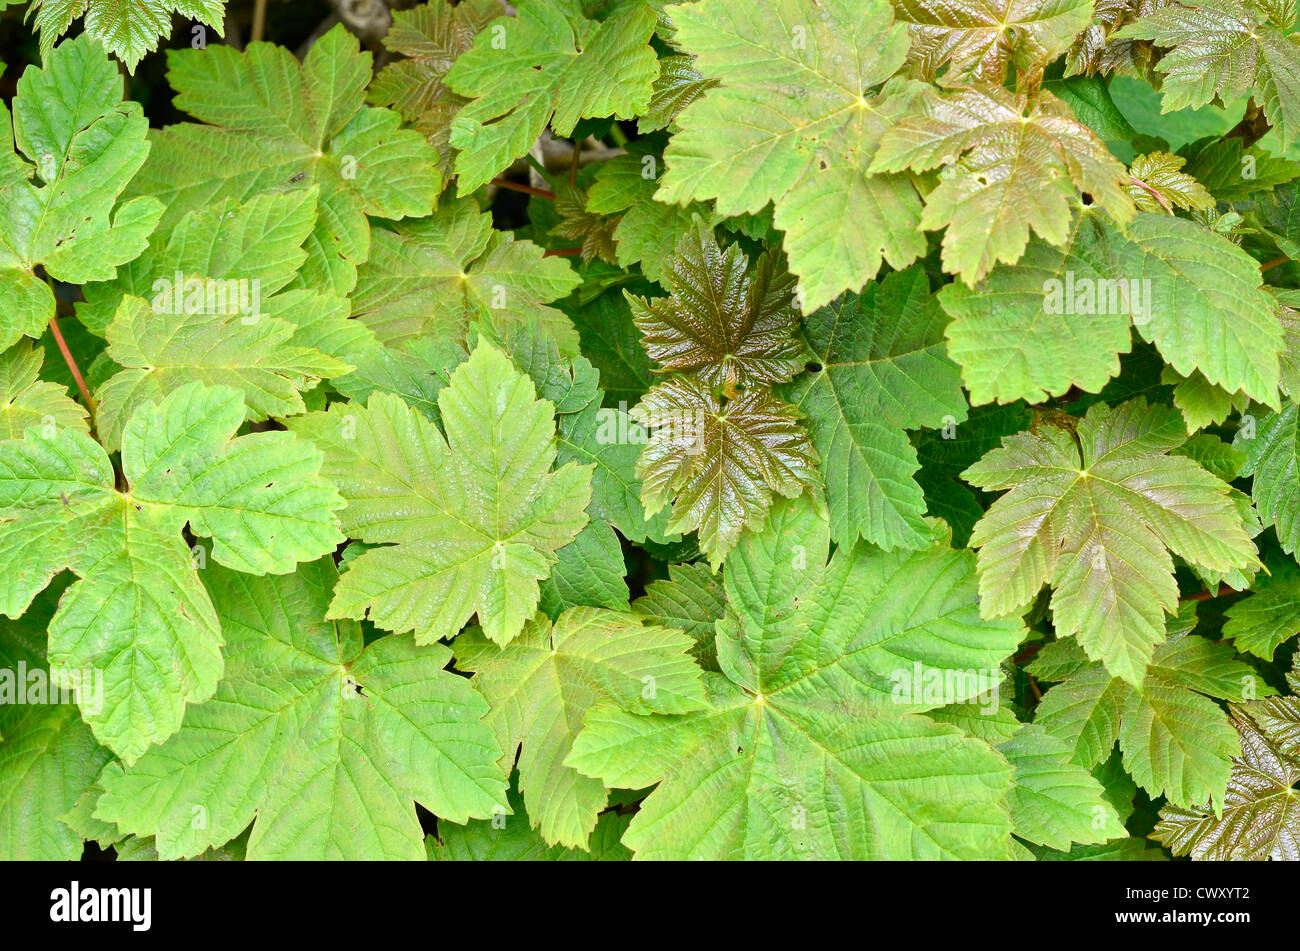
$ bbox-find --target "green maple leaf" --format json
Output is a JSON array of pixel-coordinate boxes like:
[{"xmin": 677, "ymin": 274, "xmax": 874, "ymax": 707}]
[
  {"xmin": 1127, "ymin": 151, "xmax": 1216, "ymax": 212},
  {"xmin": 1239, "ymin": 403, "xmax": 1300, "ymax": 556},
  {"xmin": 585, "ymin": 138, "xmax": 719, "ymax": 284},
  {"xmin": 1163, "ymin": 367, "xmax": 1251, "ymax": 433},
  {"xmin": 632, "ymin": 377, "xmax": 820, "ymax": 569},
  {"xmin": 0, "ymin": 383, "xmax": 345, "ymax": 762},
  {"xmin": 1224, "ymin": 557, "xmax": 1300, "ymax": 660},
  {"xmin": 28, "ymin": 0, "xmax": 226, "ymax": 73},
  {"xmin": 567, "ymin": 494, "xmax": 1024, "ymax": 859},
  {"xmin": 351, "ymin": 195, "xmax": 582, "ymax": 355},
  {"xmin": 1032, "ymin": 610, "xmax": 1269, "ymax": 811},
  {"xmin": 634, "ymin": 562, "xmax": 726, "ymax": 670},
  {"xmin": 782, "ymin": 267, "xmax": 968, "ymax": 551},
  {"xmin": 128, "ymin": 25, "xmax": 439, "ymax": 295},
  {"xmin": 0, "ymin": 607, "xmax": 112, "ymax": 859},
  {"xmin": 938, "ymin": 208, "xmax": 1134, "ymax": 405},
  {"xmin": 367, "ymin": 0, "xmax": 505, "ymax": 182},
  {"xmin": 445, "ymin": 0, "xmax": 660, "ymax": 193},
  {"xmin": 455, "ymin": 606, "xmax": 706, "ymax": 849},
  {"xmin": 627, "ymin": 227, "xmax": 806, "ymax": 390},
  {"xmin": 92, "ymin": 295, "xmax": 350, "ymax": 453},
  {"xmin": 289, "ymin": 342, "xmax": 593, "ymax": 647},
  {"xmin": 427, "ymin": 779, "xmax": 631, "ymax": 860},
  {"xmin": 93, "ymin": 558, "xmax": 508, "ymax": 859},
  {"xmin": 965, "ymin": 399, "xmax": 1258, "ymax": 686},
  {"xmin": 655, "ymin": 0, "xmax": 929, "ymax": 312},
  {"xmin": 0, "ymin": 342, "xmax": 88, "ymax": 440},
  {"xmin": 0, "ymin": 36, "xmax": 163, "ymax": 352},
  {"xmin": 1115, "ymin": 0, "xmax": 1300, "ymax": 149},
  {"xmin": 77, "ymin": 187, "xmax": 326, "ymax": 337},
  {"xmin": 871, "ymin": 83, "xmax": 1135, "ymax": 284},
  {"xmin": 938, "ymin": 208, "xmax": 1283, "ymax": 408},
  {"xmin": 894, "ymin": 0, "xmax": 1096, "ymax": 81},
  {"xmin": 998, "ymin": 724, "xmax": 1127, "ymax": 851},
  {"xmin": 1152, "ymin": 695, "xmax": 1300, "ymax": 859}
]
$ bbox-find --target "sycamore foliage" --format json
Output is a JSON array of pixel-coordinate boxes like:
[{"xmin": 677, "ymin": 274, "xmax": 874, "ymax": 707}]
[{"xmin": 7, "ymin": 0, "xmax": 1300, "ymax": 864}]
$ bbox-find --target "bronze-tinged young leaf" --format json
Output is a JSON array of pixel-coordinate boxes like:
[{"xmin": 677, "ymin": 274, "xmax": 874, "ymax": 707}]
[
  {"xmin": 550, "ymin": 182, "xmax": 620, "ymax": 267},
  {"xmin": 1153, "ymin": 697, "xmax": 1300, "ymax": 860},
  {"xmin": 627, "ymin": 227, "xmax": 806, "ymax": 390},
  {"xmin": 872, "ymin": 83, "xmax": 1135, "ymax": 284},
  {"xmin": 632, "ymin": 377, "xmax": 820, "ymax": 569},
  {"xmin": 894, "ymin": 0, "xmax": 1096, "ymax": 82},
  {"xmin": 964, "ymin": 399, "xmax": 1258, "ymax": 686},
  {"xmin": 1126, "ymin": 151, "xmax": 1215, "ymax": 212},
  {"xmin": 1115, "ymin": 0, "xmax": 1300, "ymax": 149},
  {"xmin": 1065, "ymin": 0, "xmax": 1171, "ymax": 77},
  {"xmin": 367, "ymin": 0, "xmax": 505, "ymax": 182}
]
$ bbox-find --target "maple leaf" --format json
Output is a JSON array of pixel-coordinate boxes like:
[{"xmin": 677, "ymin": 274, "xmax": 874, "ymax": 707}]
[
  {"xmin": 0, "ymin": 383, "xmax": 345, "ymax": 761},
  {"xmin": 632, "ymin": 377, "xmax": 820, "ymax": 569},
  {"xmin": 351, "ymin": 195, "xmax": 582, "ymax": 354},
  {"xmin": 633, "ymin": 563, "xmax": 725, "ymax": 670},
  {"xmin": 1152, "ymin": 695, "xmax": 1300, "ymax": 859},
  {"xmin": 427, "ymin": 779, "xmax": 631, "ymax": 860},
  {"xmin": 455, "ymin": 606, "xmax": 706, "ymax": 849},
  {"xmin": 0, "ymin": 606, "xmax": 112, "ymax": 859},
  {"xmin": 1239, "ymin": 402, "xmax": 1300, "ymax": 556},
  {"xmin": 289, "ymin": 342, "xmax": 593, "ymax": 647},
  {"xmin": 938, "ymin": 208, "xmax": 1134, "ymax": 405},
  {"xmin": 1066, "ymin": 0, "xmax": 1171, "ymax": 77},
  {"xmin": 1224, "ymin": 556, "xmax": 1300, "ymax": 660},
  {"xmin": 1031, "ymin": 608, "xmax": 1268, "ymax": 810},
  {"xmin": 939, "ymin": 207, "xmax": 1284, "ymax": 407},
  {"xmin": 998, "ymin": 724, "xmax": 1128, "ymax": 851},
  {"xmin": 871, "ymin": 83, "xmax": 1135, "ymax": 284},
  {"xmin": 567, "ymin": 494, "xmax": 1024, "ymax": 859},
  {"xmin": 127, "ymin": 25, "xmax": 439, "ymax": 295},
  {"xmin": 77, "ymin": 187, "xmax": 325, "ymax": 336},
  {"xmin": 782, "ymin": 267, "xmax": 968, "ymax": 551},
  {"xmin": 92, "ymin": 558, "xmax": 508, "ymax": 859},
  {"xmin": 893, "ymin": 0, "xmax": 1096, "ymax": 82},
  {"xmin": 445, "ymin": 0, "xmax": 660, "ymax": 193},
  {"xmin": 0, "ymin": 36, "xmax": 163, "ymax": 352},
  {"xmin": 627, "ymin": 227, "xmax": 806, "ymax": 390},
  {"xmin": 637, "ymin": 54, "xmax": 717, "ymax": 133},
  {"xmin": 586, "ymin": 141, "xmax": 718, "ymax": 283},
  {"xmin": 1115, "ymin": 0, "xmax": 1300, "ymax": 149},
  {"xmin": 93, "ymin": 295, "xmax": 349, "ymax": 453},
  {"xmin": 965, "ymin": 399, "xmax": 1259, "ymax": 686},
  {"xmin": 655, "ymin": 0, "xmax": 929, "ymax": 312},
  {"xmin": 0, "ymin": 342, "xmax": 88, "ymax": 440},
  {"xmin": 367, "ymin": 0, "xmax": 504, "ymax": 182},
  {"xmin": 1126, "ymin": 151, "xmax": 1215, "ymax": 212},
  {"xmin": 28, "ymin": 0, "xmax": 225, "ymax": 72}
]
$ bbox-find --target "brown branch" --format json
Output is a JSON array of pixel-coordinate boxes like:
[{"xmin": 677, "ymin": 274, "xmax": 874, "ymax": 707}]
[
  {"xmin": 543, "ymin": 247, "xmax": 583, "ymax": 257},
  {"xmin": 48, "ymin": 314, "xmax": 95, "ymax": 417},
  {"xmin": 491, "ymin": 178, "xmax": 556, "ymax": 200},
  {"xmin": 251, "ymin": 0, "xmax": 268, "ymax": 42},
  {"xmin": 1262, "ymin": 255, "xmax": 1290, "ymax": 272},
  {"xmin": 1181, "ymin": 584, "xmax": 1240, "ymax": 603}
]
